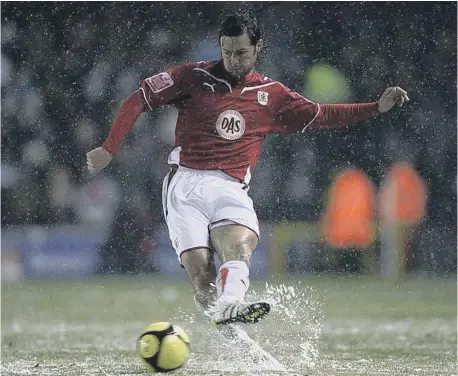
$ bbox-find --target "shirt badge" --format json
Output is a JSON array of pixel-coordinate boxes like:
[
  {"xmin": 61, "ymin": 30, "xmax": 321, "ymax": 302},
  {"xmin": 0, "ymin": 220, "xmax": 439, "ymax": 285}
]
[{"xmin": 257, "ymin": 91, "xmax": 269, "ymax": 106}]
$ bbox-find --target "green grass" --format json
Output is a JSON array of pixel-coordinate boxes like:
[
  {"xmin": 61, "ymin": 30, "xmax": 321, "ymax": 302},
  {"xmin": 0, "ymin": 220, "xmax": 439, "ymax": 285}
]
[{"xmin": 1, "ymin": 275, "xmax": 456, "ymax": 375}]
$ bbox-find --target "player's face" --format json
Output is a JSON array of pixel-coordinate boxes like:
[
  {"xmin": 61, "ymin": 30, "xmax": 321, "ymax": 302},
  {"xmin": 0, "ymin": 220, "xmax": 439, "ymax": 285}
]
[{"xmin": 220, "ymin": 33, "xmax": 261, "ymax": 80}]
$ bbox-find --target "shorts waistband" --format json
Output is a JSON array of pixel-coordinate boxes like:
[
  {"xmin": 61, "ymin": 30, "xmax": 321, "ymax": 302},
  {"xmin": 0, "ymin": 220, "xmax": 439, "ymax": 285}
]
[{"xmin": 169, "ymin": 164, "xmax": 238, "ymax": 182}]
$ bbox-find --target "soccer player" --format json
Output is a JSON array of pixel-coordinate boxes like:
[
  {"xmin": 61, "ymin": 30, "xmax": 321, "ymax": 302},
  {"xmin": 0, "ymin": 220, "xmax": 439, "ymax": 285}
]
[{"xmin": 86, "ymin": 13, "xmax": 409, "ymax": 326}]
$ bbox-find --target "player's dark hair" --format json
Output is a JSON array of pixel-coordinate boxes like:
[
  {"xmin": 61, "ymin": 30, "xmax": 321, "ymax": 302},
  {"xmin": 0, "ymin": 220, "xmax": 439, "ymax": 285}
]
[{"xmin": 219, "ymin": 12, "xmax": 262, "ymax": 46}]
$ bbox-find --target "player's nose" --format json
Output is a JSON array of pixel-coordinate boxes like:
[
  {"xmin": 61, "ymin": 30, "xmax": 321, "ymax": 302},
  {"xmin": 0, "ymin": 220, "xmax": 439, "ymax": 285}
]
[{"xmin": 230, "ymin": 55, "xmax": 240, "ymax": 66}]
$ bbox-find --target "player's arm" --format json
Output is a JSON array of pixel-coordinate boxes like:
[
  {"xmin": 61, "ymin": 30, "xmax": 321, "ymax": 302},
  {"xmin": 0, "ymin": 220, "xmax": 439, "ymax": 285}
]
[
  {"xmin": 86, "ymin": 64, "xmax": 193, "ymax": 173},
  {"xmin": 272, "ymin": 85, "xmax": 409, "ymax": 134}
]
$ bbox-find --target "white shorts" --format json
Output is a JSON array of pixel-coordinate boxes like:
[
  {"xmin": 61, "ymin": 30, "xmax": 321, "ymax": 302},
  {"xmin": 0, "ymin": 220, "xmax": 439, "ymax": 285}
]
[{"xmin": 162, "ymin": 165, "xmax": 260, "ymax": 263}]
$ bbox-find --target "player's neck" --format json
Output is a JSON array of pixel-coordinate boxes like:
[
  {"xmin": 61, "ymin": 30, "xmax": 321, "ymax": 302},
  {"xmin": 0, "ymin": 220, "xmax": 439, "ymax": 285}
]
[
  {"xmin": 233, "ymin": 70, "xmax": 257, "ymax": 86},
  {"xmin": 216, "ymin": 60, "xmax": 257, "ymax": 85}
]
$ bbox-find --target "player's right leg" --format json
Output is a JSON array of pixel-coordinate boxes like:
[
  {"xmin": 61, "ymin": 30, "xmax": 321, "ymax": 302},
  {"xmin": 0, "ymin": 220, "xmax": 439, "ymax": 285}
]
[
  {"xmin": 180, "ymin": 248, "xmax": 217, "ymax": 315},
  {"xmin": 162, "ymin": 166, "xmax": 216, "ymax": 317}
]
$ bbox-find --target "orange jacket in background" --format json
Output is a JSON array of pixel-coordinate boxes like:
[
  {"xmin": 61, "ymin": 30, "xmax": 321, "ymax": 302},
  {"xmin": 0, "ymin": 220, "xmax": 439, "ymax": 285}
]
[
  {"xmin": 379, "ymin": 162, "xmax": 427, "ymax": 224},
  {"xmin": 321, "ymin": 168, "xmax": 376, "ymax": 249}
]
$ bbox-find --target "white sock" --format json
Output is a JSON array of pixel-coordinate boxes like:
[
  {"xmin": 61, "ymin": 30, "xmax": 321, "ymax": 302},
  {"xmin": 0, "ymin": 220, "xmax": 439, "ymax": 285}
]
[{"xmin": 216, "ymin": 261, "xmax": 250, "ymax": 303}]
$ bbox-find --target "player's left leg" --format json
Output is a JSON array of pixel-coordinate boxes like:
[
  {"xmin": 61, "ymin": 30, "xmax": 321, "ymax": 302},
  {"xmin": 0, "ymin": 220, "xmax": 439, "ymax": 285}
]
[
  {"xmin": 210, "ymin": 224, "xmax": 257, "ymax": 300},
  {"xmin": 208, "ymin": 224, "xmax": 270, "ymax": 325},
  {"xmin": 196, "ymin": 172, "xmax": 269, "ymax": 325}
]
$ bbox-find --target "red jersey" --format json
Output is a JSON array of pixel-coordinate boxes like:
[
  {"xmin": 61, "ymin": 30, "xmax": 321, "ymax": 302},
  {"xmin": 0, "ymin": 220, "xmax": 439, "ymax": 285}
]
[{"xmin": 104, "ymin": 60, "xmax": 380, "ymax": 183}]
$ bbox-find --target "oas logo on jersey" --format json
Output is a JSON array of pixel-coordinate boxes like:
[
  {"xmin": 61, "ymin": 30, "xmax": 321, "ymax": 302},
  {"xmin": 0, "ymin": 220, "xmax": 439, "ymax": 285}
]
[{"xmin": 216, "ymin": 110, "xmax": 246, "ymax": 140}]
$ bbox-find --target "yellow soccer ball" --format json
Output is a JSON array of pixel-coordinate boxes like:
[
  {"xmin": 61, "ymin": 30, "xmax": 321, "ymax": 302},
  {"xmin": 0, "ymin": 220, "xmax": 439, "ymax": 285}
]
[{"xmin": 137, "ymin": 322, "xmax": 190, "ymax": 373}]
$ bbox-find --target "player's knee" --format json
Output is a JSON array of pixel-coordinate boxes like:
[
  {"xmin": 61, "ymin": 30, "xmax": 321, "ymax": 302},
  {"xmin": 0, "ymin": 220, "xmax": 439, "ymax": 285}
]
[
  {"xmin": 181, "ymin": 247, "xmax": 217, "ymax": 299},
  {"xmin": 229, "ymin": 239, "xmax": 252, "ymax": 263},
  {"xmin": 223, "ymin": 233, "xmax": 258, "ymax": 264},
  {"xmin": 210, "ymin": 225, "xmax": 258, "ymax": 264},
  {"xmin": 181, "ymin": 248, "xmax": 213, "ymax": 274}
]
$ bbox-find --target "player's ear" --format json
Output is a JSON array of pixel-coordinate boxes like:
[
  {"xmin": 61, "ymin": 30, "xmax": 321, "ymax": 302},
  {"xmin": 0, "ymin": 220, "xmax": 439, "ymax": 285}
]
[{"xmin": 256, "ymin": 39, "xmax": 263, "ymax": 54}]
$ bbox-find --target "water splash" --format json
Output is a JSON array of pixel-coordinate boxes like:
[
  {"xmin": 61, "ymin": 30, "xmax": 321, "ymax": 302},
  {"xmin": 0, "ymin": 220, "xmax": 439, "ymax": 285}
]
[
  {"xmin": 171, "ymin": 281, "xmax": 324, "ymax": 375},
  {"xmin": 246, "ymin": 281, "xmax": 324, "ymax": 371}
]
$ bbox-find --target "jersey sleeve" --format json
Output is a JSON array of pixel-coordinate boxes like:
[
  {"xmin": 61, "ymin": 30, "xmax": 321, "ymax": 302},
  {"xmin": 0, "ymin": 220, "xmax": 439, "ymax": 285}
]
[
  {"xmin": 269, "ymin": 84, "xmax": 320, "ymax": 134},
  {"xmin": 139, "ymin": 63, "xmax": 194, "ymax": 110},
  {"xmin": 270, "ymin": 84, "xmax": 380, "ymax": 134},
  {"xmin": 102, "ymin": 90, "xmax": 146, "ymax": 154}
]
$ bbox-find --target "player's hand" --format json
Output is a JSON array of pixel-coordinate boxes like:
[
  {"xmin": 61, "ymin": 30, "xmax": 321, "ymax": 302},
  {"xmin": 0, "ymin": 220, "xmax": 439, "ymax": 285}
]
[
  {"xmin": 377, "ymin": 86, "xmax": 410, "ymax": 113},
  {"xmin": 86, "ymin": 147, "xmax": 113, "ymax": 173}
]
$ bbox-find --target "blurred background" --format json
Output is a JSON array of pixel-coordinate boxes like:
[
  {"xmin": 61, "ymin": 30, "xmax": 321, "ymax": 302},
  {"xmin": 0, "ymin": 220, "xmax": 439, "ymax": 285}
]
[{"xmin": 1, "ymin": 2, "xmax": 456, "ymax": 282}]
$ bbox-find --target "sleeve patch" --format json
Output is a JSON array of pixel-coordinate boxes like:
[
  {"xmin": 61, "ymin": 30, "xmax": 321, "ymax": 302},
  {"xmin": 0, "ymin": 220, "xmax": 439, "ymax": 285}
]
[{"xmin": 145, "ymin": 72, "xmax": 174, "ymax": 93}]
